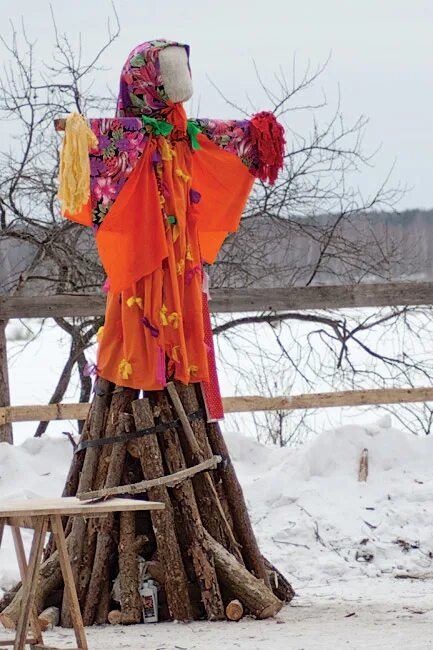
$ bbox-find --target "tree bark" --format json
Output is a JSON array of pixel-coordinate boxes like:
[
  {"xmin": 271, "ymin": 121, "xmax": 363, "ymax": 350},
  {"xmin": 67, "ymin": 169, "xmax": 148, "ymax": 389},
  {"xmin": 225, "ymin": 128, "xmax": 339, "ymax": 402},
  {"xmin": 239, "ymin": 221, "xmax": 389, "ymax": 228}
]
[{"xmin": 132, "ymin": 397, "xmax": 193, "ymax": 622}]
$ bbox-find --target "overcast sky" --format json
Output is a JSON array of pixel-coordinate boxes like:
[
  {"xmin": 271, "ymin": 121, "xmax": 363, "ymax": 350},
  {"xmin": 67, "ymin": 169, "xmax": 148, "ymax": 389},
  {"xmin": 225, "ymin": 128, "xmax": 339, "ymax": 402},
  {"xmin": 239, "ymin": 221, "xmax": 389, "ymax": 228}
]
[{"xmin": 1, "ymin": 0, "xmax": 432, "ymax": 209}]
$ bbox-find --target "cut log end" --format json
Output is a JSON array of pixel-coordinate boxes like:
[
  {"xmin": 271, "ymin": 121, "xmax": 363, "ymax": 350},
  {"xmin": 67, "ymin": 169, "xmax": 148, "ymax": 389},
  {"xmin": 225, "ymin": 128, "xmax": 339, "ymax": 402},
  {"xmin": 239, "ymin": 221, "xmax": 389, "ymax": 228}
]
[
  {"xmin": 226, "ymin": 599, "xmax": 244, "ymax": 621},
  {"xmin": 108, "ymin": 609, "xmax": 122, "ymax": 625}
]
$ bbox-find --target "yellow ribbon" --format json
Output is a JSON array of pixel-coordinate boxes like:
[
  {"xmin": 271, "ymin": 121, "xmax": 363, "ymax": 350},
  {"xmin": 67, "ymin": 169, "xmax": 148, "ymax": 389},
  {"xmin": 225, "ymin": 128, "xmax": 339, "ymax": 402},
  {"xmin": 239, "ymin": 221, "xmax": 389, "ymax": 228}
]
[
  {"xmin": 126, "ymin": 296, "xmax": 143, "ymax": 309},
  {"xmin": 175, "ymin": 168, "xmax": 191, "ymax": 183},
  {"xmin": 172, "ymin": 224, "xmax": 180, "ymax": 243},
  {"xmin": 168, "ymin": 312, "xmax": 180, "ymax": 329},
  {"xmin": 186, "ymin": 244, "xmax": 193, "ymax": 262},
  {"xmin": 160, "ymin": 304, "xmax": 169, "ymax": 326},
  {"xmin": 176, "ymin": 259, "xmax": 185, "ymax": 275},
  {"xmin": 119, "ymin": 359, "xmax": 133, "ymax": 380},
  {"xmin": 171, "ymin": 345, "xmax": 181, "ymax": 363}
]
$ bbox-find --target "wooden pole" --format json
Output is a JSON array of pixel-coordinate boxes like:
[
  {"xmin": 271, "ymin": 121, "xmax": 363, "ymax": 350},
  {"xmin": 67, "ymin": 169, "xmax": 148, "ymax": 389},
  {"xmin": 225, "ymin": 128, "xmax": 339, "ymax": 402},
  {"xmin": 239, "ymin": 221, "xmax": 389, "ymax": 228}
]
[{"xmin": 0, "ymin": 320, "xmax": 12, "ymax": 443}]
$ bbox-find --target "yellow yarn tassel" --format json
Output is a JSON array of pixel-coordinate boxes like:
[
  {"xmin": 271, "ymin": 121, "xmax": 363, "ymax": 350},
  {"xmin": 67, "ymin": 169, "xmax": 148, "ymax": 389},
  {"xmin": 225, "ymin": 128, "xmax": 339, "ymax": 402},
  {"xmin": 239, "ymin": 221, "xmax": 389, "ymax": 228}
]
[
  {"xmin": 160, "ymin": 139, "xmax": 176, "ymax": 161},
  {"xmin": 188, "ymin": 364, "xmax": 199, "ymax": 377},
  {"xmin": 119, "ymin": 359, "xmax": 133, "ymax": 380},
  {"xmin": 126, "ymin": 296, "xmax": 144, "ymax": 309},
  {"xmin": 176, "ymin": 259, "xmax": 185, "ymax": 275},
  {"xmin": 186, "ymin": 244, "xmax": 193, "ymax": 262},
  {"xmin": 175, "ymin": 168, "xmax": 191, "ymax": 183},
  {"xmin": 171, "ymin": 345, "xmax": 181, "ymax": 363},
  {"xmin": 168, "ymin": 312, "xmax": 180, "ymax": 329},
  {"xmin": 58, "ymin": 113, "xmax": 98, "ymax": 215},
  {"xmin": 160, "ymin": 304, "xmax": 169, "ymax": 326}
]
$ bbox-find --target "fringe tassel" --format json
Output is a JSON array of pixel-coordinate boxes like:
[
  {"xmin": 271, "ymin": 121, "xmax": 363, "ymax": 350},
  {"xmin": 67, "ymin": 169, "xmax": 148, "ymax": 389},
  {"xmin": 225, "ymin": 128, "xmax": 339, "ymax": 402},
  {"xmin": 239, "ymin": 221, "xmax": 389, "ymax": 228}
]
[
  {"xmin": 58, "ymin": 112, "xmax": 98, "ymax": 214},
  {"xmin": 250, "ymin": 111, "xmax": 285, "ymax": 185}
]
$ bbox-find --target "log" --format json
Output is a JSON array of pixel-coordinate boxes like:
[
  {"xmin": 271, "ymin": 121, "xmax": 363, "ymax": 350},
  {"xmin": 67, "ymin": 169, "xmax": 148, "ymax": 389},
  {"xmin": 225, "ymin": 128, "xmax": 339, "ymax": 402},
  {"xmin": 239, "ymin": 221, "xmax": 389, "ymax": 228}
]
[
  {"xmin": 107, "ymin": 610, "xmax": 122, "ymax": 625},
  {"xmin": 226, "ymin": 599, "xmax": 244, "ymax": 621},
  {"xmin": 61, "ymin": 377, "xmax": 113, "ymax": 627},
  {"xmin": 153, "ymin": 392, "xmax": 225, "ymax": 621},
  {"xmin": 81, "ymin": 389, "xmax": 137, "ymax": 625},
  {"xmin": 132, "ymin": 398, "xmax": 193, "ymax": 621},
  {"xmin": 118, "ymin": 512, "xmax": 142, "ymax": 624},
  {"xmin": 38, "ymin": 606, "xmax": 59, "ymax": 631},
  {"xmin": 174, "ymin": 383, "xmax": 242, "ymax": 561},
  {"xmin": 204, "ymin": 531, "xmax": 282, "ymax": 619},
  {"xmin": 77, "ymin": 455, "xmax": 222, "ymax": 501},
  {"xmin": 207, "ymin": 421, "xmax": 269, "ymax": 586},
  {"xmin": 0, "ymin": 548, "xmax": 63, "ymax": 629},
  {"xmin": 95, "ymin": 562, "xmax": 111, "ymax": 626}
]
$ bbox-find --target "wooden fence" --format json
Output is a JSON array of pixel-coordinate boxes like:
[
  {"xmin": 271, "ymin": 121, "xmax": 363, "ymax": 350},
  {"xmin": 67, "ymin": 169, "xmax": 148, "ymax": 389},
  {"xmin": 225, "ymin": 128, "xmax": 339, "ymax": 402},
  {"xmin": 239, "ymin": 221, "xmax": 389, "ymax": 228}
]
[{"xmin": 1, "ymin": 281, "xmax": 433, "ymax": 442}]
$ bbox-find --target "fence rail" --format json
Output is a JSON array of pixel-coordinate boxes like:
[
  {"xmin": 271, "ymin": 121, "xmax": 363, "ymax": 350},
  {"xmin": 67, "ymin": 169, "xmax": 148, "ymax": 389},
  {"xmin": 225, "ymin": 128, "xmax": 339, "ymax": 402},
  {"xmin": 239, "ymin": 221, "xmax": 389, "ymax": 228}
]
[
  {"xmin": 2, "ymin": 387, "xmax": 433, "ymax": 425},
  {"xmin": 1, "ymin": 281, "xmax": 433, "ymax": 319}
]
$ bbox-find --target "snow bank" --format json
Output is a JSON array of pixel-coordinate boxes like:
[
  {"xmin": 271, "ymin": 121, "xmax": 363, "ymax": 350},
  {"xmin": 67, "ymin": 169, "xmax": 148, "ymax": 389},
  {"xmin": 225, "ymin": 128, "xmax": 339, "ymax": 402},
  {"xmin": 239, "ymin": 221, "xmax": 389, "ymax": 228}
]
[
  {"xmin": 230, "ymin": 417, "xmax": 433, "ymax": 586},
  {"xmin": 1, "ymin": 420, "xmax": 433, "ymax": 599},
  {"xmin": 0, "ymin": 436, "xmax": 73, "ymax": 593}
]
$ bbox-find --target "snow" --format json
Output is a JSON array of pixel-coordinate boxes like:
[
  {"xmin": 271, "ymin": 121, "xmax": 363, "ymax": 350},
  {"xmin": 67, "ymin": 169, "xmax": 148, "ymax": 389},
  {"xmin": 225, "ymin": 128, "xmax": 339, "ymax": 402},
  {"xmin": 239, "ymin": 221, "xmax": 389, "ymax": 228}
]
[{"xmin": 1, "ymin": 419, "xmax": 433, "ymax": 648}]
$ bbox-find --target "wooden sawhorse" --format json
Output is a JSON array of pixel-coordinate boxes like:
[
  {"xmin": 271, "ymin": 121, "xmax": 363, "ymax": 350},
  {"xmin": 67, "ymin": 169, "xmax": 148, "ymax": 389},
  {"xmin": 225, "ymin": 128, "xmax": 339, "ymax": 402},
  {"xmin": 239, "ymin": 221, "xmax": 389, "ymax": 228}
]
[{"xmin": 0, "ymin": 496, "xmax": 164, "ymax": 650}]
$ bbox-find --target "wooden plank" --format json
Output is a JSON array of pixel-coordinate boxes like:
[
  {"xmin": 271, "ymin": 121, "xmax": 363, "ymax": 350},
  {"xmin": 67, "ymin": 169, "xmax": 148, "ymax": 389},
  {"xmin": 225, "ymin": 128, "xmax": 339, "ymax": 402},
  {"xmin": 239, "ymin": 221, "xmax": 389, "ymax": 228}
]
[
  {"xmin": 14, "ymin": 517, "xmax": 48, "ymax": 650},
  {"xmin": 0, "ymin": 497, "xmax": 164, "ymax": 518},
  {"xmin": 1, "ymin": 281, "xmax": 433, "ymax": 319},
  {"xmin": 3, "ymin": 386, "xmax": 433, "ymax": 426},
  {"xmin": 0, "ymin": 320, "xmax": 12, "ymax": 443},
  {"xmin": 51, "ymin": 515, "xmax": 88, "ymax": 650},
  {"xmin": 0, "ymin": 403, "xmax": 90, "ymax": 424},
  {"xmin": 222, "ymin": 387, "xmax": 433, "ymax": 412}
]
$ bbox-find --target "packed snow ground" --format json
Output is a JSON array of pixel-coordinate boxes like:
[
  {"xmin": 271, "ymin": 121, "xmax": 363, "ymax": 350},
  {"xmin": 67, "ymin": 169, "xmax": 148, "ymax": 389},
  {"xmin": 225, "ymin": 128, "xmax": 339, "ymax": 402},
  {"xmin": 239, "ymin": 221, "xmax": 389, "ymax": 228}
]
[{"xmin": 1, "ymin": 419, "xmax": 433, "ymax": 649}]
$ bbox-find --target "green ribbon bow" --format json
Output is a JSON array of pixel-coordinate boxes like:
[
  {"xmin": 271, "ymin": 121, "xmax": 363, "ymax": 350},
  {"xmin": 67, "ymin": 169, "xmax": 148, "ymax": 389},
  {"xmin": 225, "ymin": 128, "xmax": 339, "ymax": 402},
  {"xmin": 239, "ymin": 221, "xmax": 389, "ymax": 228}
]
[
  {"xmin": 141, "ymin": 115, "xmax": 202, "ymax": 150},
  {"xmin": 141, "ymin": 116, "xmax": 174, "ymax": 137},
  {"xmin": 187, "ymin": 120, "xmax": 202, "ymax": 150}
]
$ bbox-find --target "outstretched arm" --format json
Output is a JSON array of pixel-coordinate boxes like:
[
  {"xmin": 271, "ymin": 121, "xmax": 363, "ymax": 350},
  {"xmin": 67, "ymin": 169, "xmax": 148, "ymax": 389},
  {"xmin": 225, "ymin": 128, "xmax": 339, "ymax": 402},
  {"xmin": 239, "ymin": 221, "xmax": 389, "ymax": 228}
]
[{"xmin": 195, "ymin": 112, "xmax": 285, "ymax": 185}]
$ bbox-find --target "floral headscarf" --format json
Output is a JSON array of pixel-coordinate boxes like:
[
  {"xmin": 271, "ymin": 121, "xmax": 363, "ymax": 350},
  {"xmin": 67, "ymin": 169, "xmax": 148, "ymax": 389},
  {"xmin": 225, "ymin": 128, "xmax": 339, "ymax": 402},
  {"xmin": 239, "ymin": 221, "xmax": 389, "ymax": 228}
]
[{"xmin": 116, "ymin": 39, "xmax": 191, "ymax": 118}]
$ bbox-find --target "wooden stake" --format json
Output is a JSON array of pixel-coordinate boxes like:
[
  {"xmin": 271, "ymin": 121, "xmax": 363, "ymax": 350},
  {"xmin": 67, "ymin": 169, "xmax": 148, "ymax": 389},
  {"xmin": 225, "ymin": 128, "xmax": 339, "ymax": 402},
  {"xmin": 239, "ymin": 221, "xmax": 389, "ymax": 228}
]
[
  {"xmin": 132, "ymin": 398, "xmax": 193, "ymax": 622},
  {"xmin": 77, "ymin": 455, "xmax": 222, "ymax": 501},
  {"xmin": 358, "ymin": 448, "xmax": 369, "ymax": 482},
  {"xmin": 0, "ymin": 320, "xmax": 12, "ymax": 444}
]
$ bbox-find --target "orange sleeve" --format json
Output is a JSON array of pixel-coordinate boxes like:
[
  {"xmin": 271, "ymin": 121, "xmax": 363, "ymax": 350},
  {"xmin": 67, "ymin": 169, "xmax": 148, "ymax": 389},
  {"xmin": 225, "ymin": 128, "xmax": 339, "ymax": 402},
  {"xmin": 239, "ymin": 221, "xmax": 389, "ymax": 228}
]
[
  {"xmin": 191, "ymin": 134, "xmax": 254, "ymax": 263},
  {"xmin": 95, "ymin": 141, "xmax": 168, "ymax": 293}
]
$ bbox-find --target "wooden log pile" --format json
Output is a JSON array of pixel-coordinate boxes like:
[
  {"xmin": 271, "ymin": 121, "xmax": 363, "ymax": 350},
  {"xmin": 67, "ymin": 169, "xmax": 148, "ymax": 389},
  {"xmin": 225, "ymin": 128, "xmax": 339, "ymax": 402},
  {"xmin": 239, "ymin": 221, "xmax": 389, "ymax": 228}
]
[{"xmin": 0, "ymin": 380, "xmax": 294, "ymax": 627}]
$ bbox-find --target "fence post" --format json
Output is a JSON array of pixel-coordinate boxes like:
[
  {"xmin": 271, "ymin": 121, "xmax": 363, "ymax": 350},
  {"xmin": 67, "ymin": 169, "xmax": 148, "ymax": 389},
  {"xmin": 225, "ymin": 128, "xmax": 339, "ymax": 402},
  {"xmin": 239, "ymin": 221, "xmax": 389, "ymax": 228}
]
[{"xmin": 0, "ymin": 319, "xmax": 12, "ymax": 443}]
